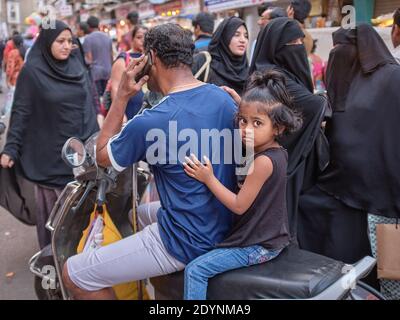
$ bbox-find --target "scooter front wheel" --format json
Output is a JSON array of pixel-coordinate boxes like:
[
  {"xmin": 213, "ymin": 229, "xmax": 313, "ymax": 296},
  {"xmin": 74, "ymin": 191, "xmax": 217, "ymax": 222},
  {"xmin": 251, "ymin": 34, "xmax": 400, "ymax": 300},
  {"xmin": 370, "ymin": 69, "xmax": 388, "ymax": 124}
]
[{"xmin": 34, "ymin": 275, "xmax": 62, "ymax": 300}]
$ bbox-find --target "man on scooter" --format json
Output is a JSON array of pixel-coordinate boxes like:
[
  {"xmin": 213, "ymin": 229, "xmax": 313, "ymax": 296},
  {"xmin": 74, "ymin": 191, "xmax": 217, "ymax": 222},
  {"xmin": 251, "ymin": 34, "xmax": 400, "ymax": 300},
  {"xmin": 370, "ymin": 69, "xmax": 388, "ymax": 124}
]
[{"xmin": 62, "ymin": 24, "xmax": 238, "ymax": 299}]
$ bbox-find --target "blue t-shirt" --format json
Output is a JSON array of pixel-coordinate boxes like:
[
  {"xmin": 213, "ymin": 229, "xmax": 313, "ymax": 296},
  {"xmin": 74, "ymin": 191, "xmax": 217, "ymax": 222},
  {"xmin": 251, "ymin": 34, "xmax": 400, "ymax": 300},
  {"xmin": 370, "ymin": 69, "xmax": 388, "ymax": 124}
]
[{"xmin": 107, "ymin": 84, "xmax": 237, "ymax": 264}]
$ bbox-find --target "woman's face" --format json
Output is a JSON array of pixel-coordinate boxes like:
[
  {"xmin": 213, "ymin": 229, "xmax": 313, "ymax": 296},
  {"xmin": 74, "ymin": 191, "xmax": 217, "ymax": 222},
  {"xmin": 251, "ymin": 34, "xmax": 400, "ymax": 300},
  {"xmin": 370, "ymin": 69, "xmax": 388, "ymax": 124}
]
[
  {"xmin": 131, "ymin": 28, "xmax": 147, "ymax": 53},
  {"xmin": 51, "ymin": 29, "xmax": 73, "ymax": 60},
  {"xmin": 286, "ymin": 37, "xmax": 303, "ymax": 46},
  {"xmin": 229, "ymin": 25, "xmax": 249, "ymax": 57}
]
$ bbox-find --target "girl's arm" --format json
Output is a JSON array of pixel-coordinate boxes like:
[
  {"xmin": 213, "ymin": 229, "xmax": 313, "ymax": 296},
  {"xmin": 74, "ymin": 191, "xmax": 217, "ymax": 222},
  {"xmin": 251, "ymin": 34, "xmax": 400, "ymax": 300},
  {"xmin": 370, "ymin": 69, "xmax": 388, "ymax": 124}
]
[{"xmin": 184, "ymin": 154, "xmax": 273, "ymax": 215}]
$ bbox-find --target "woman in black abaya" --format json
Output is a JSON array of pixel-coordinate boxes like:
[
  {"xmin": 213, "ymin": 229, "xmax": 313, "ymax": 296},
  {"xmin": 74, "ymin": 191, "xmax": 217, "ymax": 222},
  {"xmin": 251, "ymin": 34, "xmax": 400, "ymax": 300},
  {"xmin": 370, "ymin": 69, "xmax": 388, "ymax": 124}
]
[
  {"xmin": 192, "ymin": 16, "xmax": 249, "ymax": 94},
  {"xmin": 299, "ymin": 24, "xmax": 400, "ymax": 267},
  {"xmin": 249, "ymin": 17, "xmax": 327, "ymax": 241},
  {"xmin": 0, "ymin": 21, "xmax": 98, "ymax": 249}
]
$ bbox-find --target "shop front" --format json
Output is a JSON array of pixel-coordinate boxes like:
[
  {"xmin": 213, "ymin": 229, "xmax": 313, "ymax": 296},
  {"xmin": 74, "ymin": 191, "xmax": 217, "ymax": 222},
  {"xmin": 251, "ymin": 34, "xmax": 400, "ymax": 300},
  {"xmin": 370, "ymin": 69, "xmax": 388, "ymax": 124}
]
[
  {"xmin": 308, "ymin": 0, "xmax": 400, "ymax": 27},
  {"xmin": 140, "ymin": 0, "xmax": 201, "ymax": 29}
]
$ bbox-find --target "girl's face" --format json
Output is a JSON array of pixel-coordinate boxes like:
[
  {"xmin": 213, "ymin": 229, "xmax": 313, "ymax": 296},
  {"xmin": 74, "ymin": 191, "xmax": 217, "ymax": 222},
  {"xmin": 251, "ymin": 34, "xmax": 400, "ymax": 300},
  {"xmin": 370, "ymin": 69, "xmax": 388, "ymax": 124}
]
[
  {"xmin": 51, "ymin": 30, "xmax": 73, "ymax": 60},
  {"xmin": 131, "ymin": 28, "xmax": 147, "ymax": 53},
  {"xmin": 229, "ymin": 25, "xmax": 249, "ymax": 57},
  {"xmin": 238, "ymin": 101, "xmax": 279, "ymax": 152}
]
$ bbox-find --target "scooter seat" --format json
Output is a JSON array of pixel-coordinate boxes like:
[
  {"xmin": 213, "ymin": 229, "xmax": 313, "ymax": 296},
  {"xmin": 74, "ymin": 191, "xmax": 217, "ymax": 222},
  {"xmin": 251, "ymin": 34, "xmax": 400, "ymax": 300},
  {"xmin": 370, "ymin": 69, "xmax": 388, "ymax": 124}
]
[{"xmin": 150, "ymin": 245, "xmax": 345, "ymax": 300}]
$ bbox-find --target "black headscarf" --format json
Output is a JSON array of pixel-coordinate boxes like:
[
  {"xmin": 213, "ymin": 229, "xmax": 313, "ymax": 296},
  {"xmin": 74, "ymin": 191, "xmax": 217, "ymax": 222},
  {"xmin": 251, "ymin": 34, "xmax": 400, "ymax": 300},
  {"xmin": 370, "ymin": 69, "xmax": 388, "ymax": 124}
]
[
  {"xmin": 325, "ymin": 28, "xmax": 359, "ymax": 112},
  {"xmin": 3, "ymin": 20, "xmax": 98, "ymax": 187},
  {"xmin": 27, "ymin": 20, "xmax": 85, "ymax": 82},
  {"xmin": 291, "ymin": 0, "xmax": 312, "ymax": 24},
  {"xmin": 250, "ymin": 17, "xmax": 314, "ymax": 92},
  {"xmin": 208, "ymin": 17, "xmax": 249, "ymax": 94},
  {"xmin": 12, "ymin": 35, "xmax": 26, "ymax": 60},
  {"xmin": 318, "ymin": 24, "xmax": 400, "ymax": 218},
  {"xmin": 249, "ymin": 17, "xmax": 327, "ymax": 240}
]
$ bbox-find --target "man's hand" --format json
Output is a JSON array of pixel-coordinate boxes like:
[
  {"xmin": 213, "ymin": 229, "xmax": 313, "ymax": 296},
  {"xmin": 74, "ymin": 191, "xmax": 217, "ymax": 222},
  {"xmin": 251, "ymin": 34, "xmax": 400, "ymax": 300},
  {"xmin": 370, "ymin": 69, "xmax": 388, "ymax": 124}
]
[
  {"xmin": 116, "ymin": 55, "xmax": 149, "ymax": 101},
  {"xmin": 96, "ymin": 56, "xmax": 150, "ymax": 168},
  {"xmin": 183, "ymin": 154, "xmax": 214, "ymax": 185},
  {"xmin": 221, "ymin": 86, "xmax": 241, "ymax": 106},
  {"xmin": 1, "ymin": 154, "xmax": 14, "ymax": 168},
  {"xmin": 287, "ymin": 5, "xmax": 295, "ymax": 19}
]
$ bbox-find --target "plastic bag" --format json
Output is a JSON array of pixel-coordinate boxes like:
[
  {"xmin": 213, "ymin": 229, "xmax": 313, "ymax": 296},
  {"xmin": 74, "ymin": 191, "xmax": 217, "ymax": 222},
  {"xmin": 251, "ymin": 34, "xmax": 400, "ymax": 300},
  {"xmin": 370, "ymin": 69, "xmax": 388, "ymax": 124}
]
[{"xmin": 77, "ymin": 204, "xmax": 149, "ymax": 300}]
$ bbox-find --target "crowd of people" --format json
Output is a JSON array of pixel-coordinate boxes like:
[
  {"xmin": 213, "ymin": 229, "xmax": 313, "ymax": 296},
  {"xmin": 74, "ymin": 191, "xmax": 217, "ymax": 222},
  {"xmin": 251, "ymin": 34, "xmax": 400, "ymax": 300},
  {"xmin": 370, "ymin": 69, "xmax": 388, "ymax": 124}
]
[{"xmin": 0, "ymin": 0, "xmax": 400, "ymax": 301}]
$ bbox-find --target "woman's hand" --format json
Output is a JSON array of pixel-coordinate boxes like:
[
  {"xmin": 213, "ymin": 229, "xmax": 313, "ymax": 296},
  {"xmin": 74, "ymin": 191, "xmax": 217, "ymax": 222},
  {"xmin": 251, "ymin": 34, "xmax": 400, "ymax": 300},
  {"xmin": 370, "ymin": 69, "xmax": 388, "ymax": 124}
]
[
  {"xmin": 1, "ymin": 154, "xmax": 14, "ymax": 168},
  {"xmin": 220, "ymin": 86, "xmax": 241, "ymax": 106},
  {"xmin": 116, "ymin": 55, "xmax": 149, "ymax": 101},
  {"xmin": 183, "ymin": 154, "xmax": 214, "ymax": 185}
]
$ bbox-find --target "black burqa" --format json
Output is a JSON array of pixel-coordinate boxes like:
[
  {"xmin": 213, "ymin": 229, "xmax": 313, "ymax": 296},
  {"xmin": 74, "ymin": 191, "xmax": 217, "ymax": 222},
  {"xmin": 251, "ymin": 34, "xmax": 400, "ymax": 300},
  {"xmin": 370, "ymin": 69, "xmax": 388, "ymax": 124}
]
[
  {"xmin": 249, "ymin": 17, "xmax": 327, "ymax": 241},
  {"xmin": 318, "ymin": 24, "xmax": 400, "ymax": 218},
  {"xmin": 207, "ymin": 17, "xmax": 249, "ymax": 94},
  {"xmin": 298, "ymin": 24, "xmax": 400, "ymax": 265},
  {"xmin": 2, "ymin": 20, "xmax": 98, "ymax": 188}
]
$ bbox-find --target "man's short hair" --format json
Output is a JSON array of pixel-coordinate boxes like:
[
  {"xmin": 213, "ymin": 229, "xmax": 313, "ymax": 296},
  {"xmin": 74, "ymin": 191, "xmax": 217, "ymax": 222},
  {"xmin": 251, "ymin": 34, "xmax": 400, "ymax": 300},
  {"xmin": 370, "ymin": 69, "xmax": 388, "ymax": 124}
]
[
  {"xmin": 291, "ymin": 0, "xmax": 312, "ymax": 24},
  {"xmin": 127, "ymin": 11, "xmax": 139, "ymax": 25},
  {"xmin": 87, "ymin": 16, "xmax": 99, "ymax": 29},
  {"xmin": 258, "ymin": 2, "xmax": 273, "ymax": 16},
  {"xmin": 394, "ymin": 8, "xmax": 400, "ymax": 27},
  {"xmin": 144, "ymin": 23, "xmax": 194, "ymax": 68},
  {"xmin": 268, "ymin": 7, "xmax": 288, "ymax": 19},
  {"xmin": 192, "ymin": 12, "xmax": 215, "ymax": 34},
  {"xmin": 79, "ymin": 22, "xmax": 90, "ymax": 35}
]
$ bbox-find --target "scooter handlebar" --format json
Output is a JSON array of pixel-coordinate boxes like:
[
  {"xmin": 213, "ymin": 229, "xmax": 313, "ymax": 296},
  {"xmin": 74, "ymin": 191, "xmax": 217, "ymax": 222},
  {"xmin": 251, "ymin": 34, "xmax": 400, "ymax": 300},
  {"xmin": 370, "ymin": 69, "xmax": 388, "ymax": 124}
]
[{"xmin": 96, "ymin": 178, "xmax": 109, "ymax": 207}]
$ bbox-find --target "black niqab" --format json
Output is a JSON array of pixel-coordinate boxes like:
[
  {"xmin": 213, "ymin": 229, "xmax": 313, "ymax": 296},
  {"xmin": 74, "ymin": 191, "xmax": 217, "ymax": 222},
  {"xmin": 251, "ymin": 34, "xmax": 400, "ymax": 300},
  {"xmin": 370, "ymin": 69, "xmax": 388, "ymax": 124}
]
[
  {"xmin": 208, "ymin": 17, "xmax": 249, "ymax": 93},
  {"xmin": 318, "ymin": 24, "xmax": 400, "ymax": 218},
  {"xmin": 3, "ymin": 20, "xmax": 98, "ymax": 187},
  {"xmin": 250, "ymin": 17, "xmax": 314, "ymax": 92},
  {"xmin": 325, "ymin": 28, "xmax": 359, "ymax": 112},
  {"xmin": 249, "ymin": 17, "xmax": 327, "ymax": 240}
]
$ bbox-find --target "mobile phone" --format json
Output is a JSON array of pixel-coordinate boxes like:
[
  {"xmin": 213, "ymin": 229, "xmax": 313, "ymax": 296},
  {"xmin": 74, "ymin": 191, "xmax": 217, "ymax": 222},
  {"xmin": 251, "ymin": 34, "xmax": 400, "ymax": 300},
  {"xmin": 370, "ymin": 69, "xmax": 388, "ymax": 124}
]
[{"xmin": 134, "ymin": 52, "xmax": 153, "ymax": 83}]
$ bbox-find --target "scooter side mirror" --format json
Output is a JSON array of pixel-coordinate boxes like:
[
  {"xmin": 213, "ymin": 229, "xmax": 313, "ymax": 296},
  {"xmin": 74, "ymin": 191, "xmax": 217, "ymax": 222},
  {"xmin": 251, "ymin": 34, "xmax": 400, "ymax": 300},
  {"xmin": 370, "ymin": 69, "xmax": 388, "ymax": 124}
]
[{"xmin": 62, "ymin": 138, "xmax": 87, "ymax": 168}]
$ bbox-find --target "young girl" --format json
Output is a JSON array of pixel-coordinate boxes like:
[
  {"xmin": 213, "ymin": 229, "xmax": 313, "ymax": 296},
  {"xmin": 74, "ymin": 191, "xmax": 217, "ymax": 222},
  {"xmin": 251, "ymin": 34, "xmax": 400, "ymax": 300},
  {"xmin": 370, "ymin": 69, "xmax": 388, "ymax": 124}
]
[{"xmin": 182, "ymin": 70, "xmax": 303, "ymax": 300}]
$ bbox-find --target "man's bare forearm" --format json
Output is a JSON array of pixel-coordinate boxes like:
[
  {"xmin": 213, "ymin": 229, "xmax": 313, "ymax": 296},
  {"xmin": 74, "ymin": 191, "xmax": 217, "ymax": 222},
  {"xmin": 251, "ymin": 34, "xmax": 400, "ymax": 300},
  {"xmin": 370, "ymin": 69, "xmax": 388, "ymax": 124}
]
[{"xmin": 95, "ymin": 55, "xmax": 148, "ymax": 167}]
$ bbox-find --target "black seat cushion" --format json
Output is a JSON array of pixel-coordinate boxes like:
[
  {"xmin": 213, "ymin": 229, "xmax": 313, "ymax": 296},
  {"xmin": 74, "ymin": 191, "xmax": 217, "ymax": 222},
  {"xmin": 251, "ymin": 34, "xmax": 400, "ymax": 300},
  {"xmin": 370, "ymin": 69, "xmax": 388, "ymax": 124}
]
[{"xmin": 150, "ymin": 245, "xmax": 345, "ymax": 300}]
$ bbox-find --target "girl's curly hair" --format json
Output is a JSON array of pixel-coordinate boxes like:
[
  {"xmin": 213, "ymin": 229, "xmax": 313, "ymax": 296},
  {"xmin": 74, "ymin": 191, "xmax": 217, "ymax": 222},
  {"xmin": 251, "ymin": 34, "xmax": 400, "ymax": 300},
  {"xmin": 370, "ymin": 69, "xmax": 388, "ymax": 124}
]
[{"xmin": 240, "ymin": 70, "xmax": 303, "ymax": 137}]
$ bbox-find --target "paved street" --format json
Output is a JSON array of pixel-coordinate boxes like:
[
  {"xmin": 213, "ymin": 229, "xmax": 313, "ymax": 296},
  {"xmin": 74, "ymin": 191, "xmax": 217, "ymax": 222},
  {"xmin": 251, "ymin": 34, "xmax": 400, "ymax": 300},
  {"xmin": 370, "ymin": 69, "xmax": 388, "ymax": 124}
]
[
  {"xmin": 0, "ymin": 206, "xmax": 38, "ymax": 300},
  {"xmin": 0, "ymin": 85, "xmax": 38, "ymax": 300}
]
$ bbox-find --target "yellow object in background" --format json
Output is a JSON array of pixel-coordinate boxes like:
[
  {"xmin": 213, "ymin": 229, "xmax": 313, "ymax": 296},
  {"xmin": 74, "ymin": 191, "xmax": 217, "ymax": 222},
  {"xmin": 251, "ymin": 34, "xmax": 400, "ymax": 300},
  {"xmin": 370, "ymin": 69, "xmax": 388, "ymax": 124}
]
[{"xmin": 77, "ymin": 204, "xmax": 149, "ymax": 300}]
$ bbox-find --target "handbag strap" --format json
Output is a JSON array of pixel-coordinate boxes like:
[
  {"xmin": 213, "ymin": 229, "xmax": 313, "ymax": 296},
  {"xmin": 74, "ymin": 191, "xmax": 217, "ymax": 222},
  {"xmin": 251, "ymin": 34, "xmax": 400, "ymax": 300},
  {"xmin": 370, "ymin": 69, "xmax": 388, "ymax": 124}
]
[{"xmin": 194, "ymin": 51, "xmax": 212, "ymax": 82}]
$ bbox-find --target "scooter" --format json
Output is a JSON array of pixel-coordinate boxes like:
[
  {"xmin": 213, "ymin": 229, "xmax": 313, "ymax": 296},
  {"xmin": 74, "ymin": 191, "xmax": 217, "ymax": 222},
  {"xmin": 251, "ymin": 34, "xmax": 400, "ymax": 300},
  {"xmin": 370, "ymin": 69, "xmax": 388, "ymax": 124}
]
[
  {"xmin": 0, "ymin": 114, "xmax": 8, "ymax": 152},
  {"xmin": 29, "ymin": 133, "xmax": 151, "ymax": 300},
  {"xmin": 29, "ymin": 134, "xmax": 385, "ymax": 300}
]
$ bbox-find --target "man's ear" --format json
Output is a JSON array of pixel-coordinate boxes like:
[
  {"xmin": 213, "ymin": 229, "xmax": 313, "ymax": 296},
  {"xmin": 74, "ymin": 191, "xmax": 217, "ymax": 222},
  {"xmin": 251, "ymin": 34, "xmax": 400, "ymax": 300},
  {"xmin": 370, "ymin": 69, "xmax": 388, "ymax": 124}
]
[
  {"xmin": 150, "ymin": 49, "xmax": 157, "ymax": 66},
  {"xmin": 150, "ymin": 49, "xmax": 162, "ymax": 72}
]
